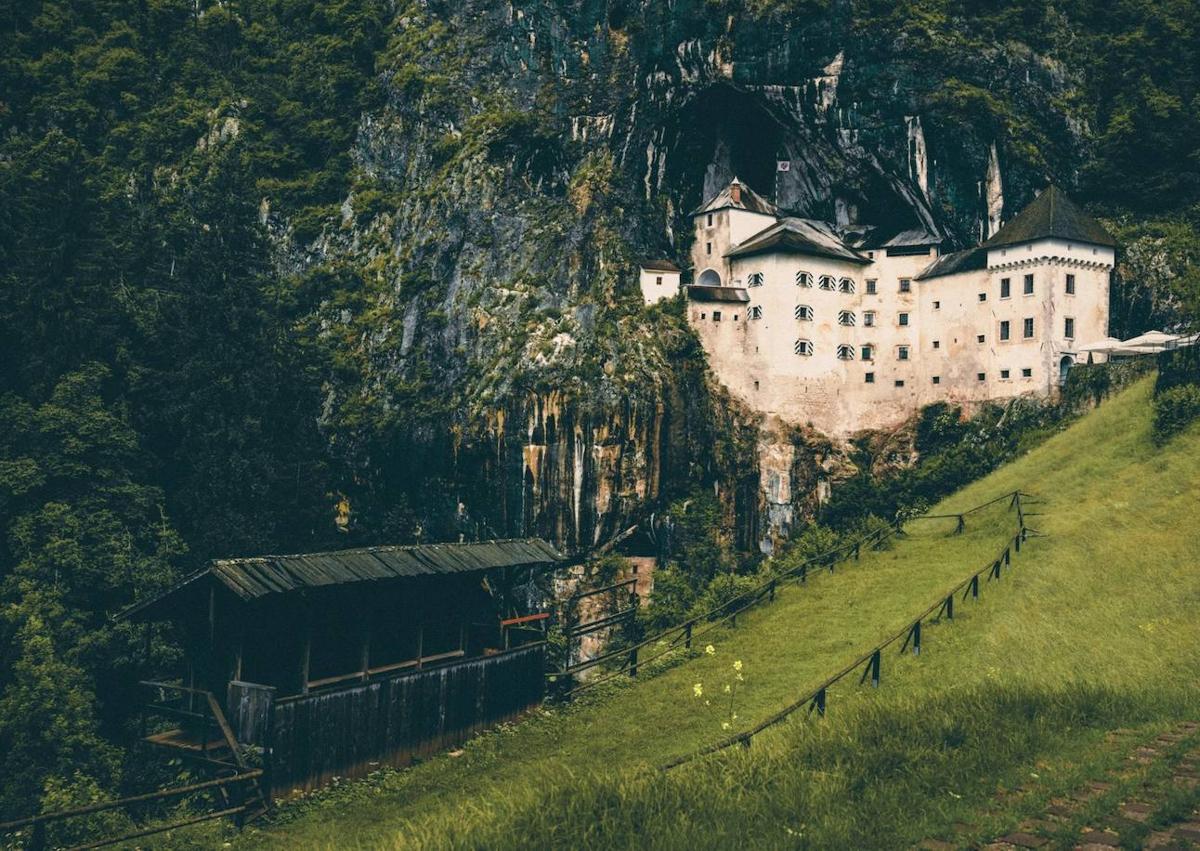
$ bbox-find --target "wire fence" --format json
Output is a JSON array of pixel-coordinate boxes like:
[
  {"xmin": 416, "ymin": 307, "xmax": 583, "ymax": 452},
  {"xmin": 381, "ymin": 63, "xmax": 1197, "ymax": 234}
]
[
  {"xmin": 660, "ymin": 491, "xmax": 1036, "ymax": 771},
  {"xmin": 550, "ymin": 490, "xmax": 1028, "ymax": 699}
]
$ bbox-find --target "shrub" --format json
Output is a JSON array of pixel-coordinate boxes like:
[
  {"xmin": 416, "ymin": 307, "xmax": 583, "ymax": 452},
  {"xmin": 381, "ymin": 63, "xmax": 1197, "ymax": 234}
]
[{"xmin": 1152, "ymin": 384, "xmax": 1200, "ymax": 444}]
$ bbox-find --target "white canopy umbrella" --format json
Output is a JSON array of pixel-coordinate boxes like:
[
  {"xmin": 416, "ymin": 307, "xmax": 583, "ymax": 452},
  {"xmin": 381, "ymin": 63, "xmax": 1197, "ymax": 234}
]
[
  {"xmin": 1076, "ymin": 337, "xmax": 1123, "ymax": 353},
  {"xmin": 1120, "ymin": 330, "xmax": 1180, "ymax": 350}
]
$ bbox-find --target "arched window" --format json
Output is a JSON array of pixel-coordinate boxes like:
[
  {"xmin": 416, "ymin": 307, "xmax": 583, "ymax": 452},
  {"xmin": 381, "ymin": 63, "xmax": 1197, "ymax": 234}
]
[
  {"xmin": 795, "ymin": 271, "xmax": 813, "ymax": 288},
  {"xmin": 794, "ymin": 339, "xmax": 814, "ymax": 356},
  {"xmin": 746, "ymin": 272, "xmax": 764, "ymax": 287},
  {"xmin": 697, "ymin": 269, "xmax": 722, "ymax": 287},
  {"xmin": 748, "ymin": 305, "xmax": 763, "ymax": 320},
  {"xmin": 836, "ymin": 344, "xmax": 856, "ymax": 361},
  {"xmin": 818, "ymin": 275, "xmax": 836, "ymax": 291},
  {"xmin": 795, "ymin": 304, "xmax": 813, "ymax": 321},
  {"xmin": 838, "ymin": 310, "xmax": 856, "ymax": 326},
  {"xmin": 839, "ymin": 277, "xmax": 856, "ymax": 293}
]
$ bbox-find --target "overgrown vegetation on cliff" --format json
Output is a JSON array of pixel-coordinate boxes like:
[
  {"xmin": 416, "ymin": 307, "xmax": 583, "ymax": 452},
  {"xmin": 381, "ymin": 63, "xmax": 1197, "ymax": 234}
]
[{"xmin": 3, "ymin": 0, "xmax": 1200, "ymax": 822}]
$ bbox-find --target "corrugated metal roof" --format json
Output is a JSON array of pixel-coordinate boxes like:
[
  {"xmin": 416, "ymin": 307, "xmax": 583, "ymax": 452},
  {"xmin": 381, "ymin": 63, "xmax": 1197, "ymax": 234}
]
[
  {"xmin": 210, "ymin": 538, "xmax": 563, "ymax": 600},
  {"xmin": 116, "ymin": 538, "xmax": 563, "ymax": 620}
]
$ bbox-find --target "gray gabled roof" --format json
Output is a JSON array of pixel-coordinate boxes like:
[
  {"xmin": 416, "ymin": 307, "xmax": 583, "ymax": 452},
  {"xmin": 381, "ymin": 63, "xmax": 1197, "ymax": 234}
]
[
  {"xmin": 982, "ymin": 186, "xmax": 1115, "ymax": 250},
  {"xmin": 117, "ymin": 538, "xmax": 563, "ymax": 621},
  {"xmin": 640, "ymin": 258, "xmax": 681, "ymax": 272},
  {"xmin": 726, "ymin": 218, "xmax": 871, "ymax": 265},
  {"xmin": 915, "ymin": 246, "xmax": 987, "ymax": 281},
  {"xmin": 690, "ymin": 178, "xmax": 778, "ymax": 217}
]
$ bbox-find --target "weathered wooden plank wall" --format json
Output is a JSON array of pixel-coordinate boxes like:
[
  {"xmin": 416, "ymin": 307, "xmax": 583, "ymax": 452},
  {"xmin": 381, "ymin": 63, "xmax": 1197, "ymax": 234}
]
[{"xmin": 268, "ymin": 644, "xmax": 545, "ymax": 794}]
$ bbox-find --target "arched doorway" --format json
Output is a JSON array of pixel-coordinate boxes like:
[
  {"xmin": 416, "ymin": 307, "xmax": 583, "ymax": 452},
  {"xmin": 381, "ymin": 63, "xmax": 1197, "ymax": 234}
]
[
  {"xmin": 1059, "ymin": 355, "xmax": 1074, "ymax": 385},
  {"xmin": 697, "ymin": 268, "xmax": 722, "ymax": 287}
]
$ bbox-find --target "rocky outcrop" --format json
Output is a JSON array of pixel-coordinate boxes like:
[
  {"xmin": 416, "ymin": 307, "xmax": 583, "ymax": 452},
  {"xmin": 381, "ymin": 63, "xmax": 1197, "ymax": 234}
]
[{"xmin": 295, "ymin": 0, "xmax": 1095, "ymax": 553}]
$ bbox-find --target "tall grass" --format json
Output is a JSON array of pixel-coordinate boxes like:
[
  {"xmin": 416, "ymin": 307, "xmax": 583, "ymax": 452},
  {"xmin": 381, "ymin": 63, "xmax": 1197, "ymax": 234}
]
[{"xmin": 230, "ymin": 377, "xmax": 1200, "ymax": 849}]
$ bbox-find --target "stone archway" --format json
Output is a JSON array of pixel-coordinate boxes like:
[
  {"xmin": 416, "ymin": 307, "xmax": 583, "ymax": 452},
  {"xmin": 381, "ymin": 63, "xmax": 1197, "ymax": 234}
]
[
  {"xmin": 697, "ymin": 268, "xmax": 722, "ymax": 287},
  {"xmin": 1059, "ymin": 354, "xmax": 1074, "ymax": 385}
]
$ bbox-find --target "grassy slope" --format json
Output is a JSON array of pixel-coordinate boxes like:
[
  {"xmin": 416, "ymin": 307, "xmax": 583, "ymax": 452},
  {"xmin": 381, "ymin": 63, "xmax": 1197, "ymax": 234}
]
[{"xmin": 228, "ymin": 377, "xmax": 1199, "ymax": 849}]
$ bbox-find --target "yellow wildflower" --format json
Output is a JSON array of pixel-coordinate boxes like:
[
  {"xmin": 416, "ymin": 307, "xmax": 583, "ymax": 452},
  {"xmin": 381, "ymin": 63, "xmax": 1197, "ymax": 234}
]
[
  {"xmin": 705, "ymin": 644, "xmax": 715, "ymax": 655},
  {"xmin": 733, "ymin": 659, "xmax": 743, "ymax": 672},
  {"xmin": 723, "ymin": 684, "xmax": 731, "ymax": 694},
  {"xmin": 693, "ymin": 682, "xmax": 703, "ymax": 698}
]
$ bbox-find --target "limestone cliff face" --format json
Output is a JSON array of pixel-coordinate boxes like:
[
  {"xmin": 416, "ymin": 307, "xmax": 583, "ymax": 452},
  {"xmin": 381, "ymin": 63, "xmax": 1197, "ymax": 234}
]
[{"xmin": 304, "ymin": 0, "xmax": 1092, "ymax": 552}]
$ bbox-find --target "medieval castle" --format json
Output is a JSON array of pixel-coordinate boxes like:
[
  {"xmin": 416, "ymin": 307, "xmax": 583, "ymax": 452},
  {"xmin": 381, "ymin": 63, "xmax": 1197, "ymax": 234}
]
[{"xmin": 641, "ymin": 178, "xmax": 1115, "ymax": 437}]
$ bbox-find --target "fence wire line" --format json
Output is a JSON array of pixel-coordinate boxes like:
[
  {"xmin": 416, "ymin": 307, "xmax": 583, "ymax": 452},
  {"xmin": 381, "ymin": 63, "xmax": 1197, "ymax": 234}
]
[
  {"xmin": 555, "ymin": 491, "xmax": 1026, "ymax": 697},
  {"xmin": 660, "ymin": 498, "xmax": 1029, "ymax": 771}
]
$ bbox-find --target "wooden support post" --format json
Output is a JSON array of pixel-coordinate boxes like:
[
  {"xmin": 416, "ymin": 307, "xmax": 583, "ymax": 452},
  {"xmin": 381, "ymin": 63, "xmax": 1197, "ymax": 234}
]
[
  {"xmin": 628, "ymin": 646, "xmax": 639, "ymax": 677},
  {"xmin": 299, "ymin": 625, "xmax": 311, "ymax": 695},
  {"xmin": 416, "ymin": 623, "xmax": 425, "ymax": 669},
  {"xmin": 769, "ymin": 579, "xmax": 776, "ymax": 602},
  {"xmin": 955, "ymin": 514, "xmax": 965, "ymax": 535},
  {"xmin": 1015, "ymin": 533, "xmax": 1022, "ymax": 553},
  {"xmin": 360, "ymin": 608, "xmax": 373, "ymax": 682},
  {"xmin": 945, "ymin": 593, "xmax": 954, "ymax": 621},
  {"xmin": 1004, "ymin": 547, "xmax": 1011, "ymax": 567},
  {"xmin": 912, "ymin": 620, "xmax": 921, "ymax": 655},
  {"xmin": 971, "ymin": 574, "xmax": 979, "ymax": 599},
  {"xmin": 811, "ymin": 688, "xmax": 826, "ymax": 717},
  {"xmin": 800, "ymin": 564, "xmax": 807, "ymax": 584},
  {"xmin": 868, "ymin": 649, "xmax": 880, "ymax": 687},
  {"xmin": 684, "ymin": 621, "xmax": 693, "ymax": 649},
  {"xmin": 30, "ymin": 820, "xmax": 45, "ymax": 851},
  {"xmin": 854, "ymin": 543, "xmax": 860, "ymax": 561}
]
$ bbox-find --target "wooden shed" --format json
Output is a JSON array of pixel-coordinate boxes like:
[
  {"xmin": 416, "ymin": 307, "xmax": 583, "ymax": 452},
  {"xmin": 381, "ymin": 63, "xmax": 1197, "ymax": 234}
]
[{"xmin": 120, "ymin": 538, "xmax": 560, "ymax": 795}]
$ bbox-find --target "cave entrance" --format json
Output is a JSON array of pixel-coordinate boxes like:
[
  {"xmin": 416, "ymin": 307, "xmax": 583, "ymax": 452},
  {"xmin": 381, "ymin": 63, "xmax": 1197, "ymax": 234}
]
[{"xmin": 669, "ymin": 85, "xmax": 786, "ymax": 206}]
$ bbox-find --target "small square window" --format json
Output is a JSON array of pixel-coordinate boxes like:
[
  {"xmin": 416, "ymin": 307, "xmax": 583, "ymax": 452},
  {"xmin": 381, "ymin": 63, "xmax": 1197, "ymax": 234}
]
[
  {"xmin": 977, "ymin": 372, "xmax": 986, "ymax": 381},
  {"xmin": 932, "ymin": 375, "xmax": 941, "ymax": 385},
  {"xmin": 1022, "ymin": 367, "xmax": 1032, "ymax": 378},
  {"xmin": 977, "ymin": 334, "xmax": 985, "ymax": 344},
  {"xmin": 754, "ymin": 380, "xmax": 759, "ymax": 391},
  {"xmin": 1066, "ymin": 274, "xmax": 1076, "ymax": 295},
  {"xmin": 1000, "ymin": 369, "xmax": 1011, "ymax": 379},
  {"xmin": 898, "ymin": 345, "xmax": 910, "ymax": 361},
  {"xmin": 707, "ymin": 213, "xmax": 713, "ymax": 227},
  {"xmin": 866, "ymin": 279, "xmax": 877, "ymax": 294},
  {"xmin": 861, "ymin": 345, "xmax": 873, "ymax": 361},
  {"xmin": 865, "ymin": 372, "xmax": 875, "ymax": 384},
  {"xmin": 899, "ymin": 312, "xmax": 909, "ymax": 327},
  {"xmin": 733, "ymin": 314, "xmax": 739, "ymax": 321},
  {"xmin": 863, "ymin": 311, "xmax": 875, "ymax": 327},
  {"xmin": 933, "ymin": 300, "xmax": 941, "ymax": 310},
  {"xmin": 978, "ymin": 292, "xmax": 987, "ymax": 302},
  {"xmin": 899, "ymin": 278, "xmax": 912, "ymax": 293},
  {"xmin": 932, "ymin": 340, "xmax": 940, "ymax": 350},
  {"xmin": 1065, "ymin": 317, "xmax": 1075, "ymax": 338},
  {"xmin": 700, "ymin": 312, "xmax": 706, "ymax": 319},
  {"xmin": 1024, "ymin": 317, "xmax": 1034, "ymax": 338},
  {"xmin": 713, "ymin": 311, "xmax": 722, "ymax": 322},
  {"xmin": 655, "ymin": 275, "xmax": 663, "ymax": 286},
  {"xmin": 706, "ymin": 242, "xmax": 712, "ymax": 255},
  {"xmin": 1000, "ymin": 278, "xmax": 1011, "ymax": 298},
  {"xmin": 894, "ymin": 379, "xmax": 905, "ymax": 387},
  {"xmin": 1023, "ymin": 274, "xmax": 1034, "ymax": 295}
]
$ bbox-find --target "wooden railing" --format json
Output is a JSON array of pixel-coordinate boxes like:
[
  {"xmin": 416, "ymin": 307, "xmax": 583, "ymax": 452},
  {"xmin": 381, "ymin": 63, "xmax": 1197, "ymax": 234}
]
[{"xmin": 0, "ymin": 771, "xmax": 264, "ymax": 851}]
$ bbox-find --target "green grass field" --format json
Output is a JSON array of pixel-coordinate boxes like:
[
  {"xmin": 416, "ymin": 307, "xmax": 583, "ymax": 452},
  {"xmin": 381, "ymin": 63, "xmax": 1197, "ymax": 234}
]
[{"xmin": 215, "ymin": 376, "xmax": 1200, "ymax": 849}]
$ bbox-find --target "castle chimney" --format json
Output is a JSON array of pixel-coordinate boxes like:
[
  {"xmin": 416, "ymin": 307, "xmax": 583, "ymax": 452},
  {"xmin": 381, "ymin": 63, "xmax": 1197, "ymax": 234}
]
[{"xmin": 730, "ymin": 179, "xmax": 742, "ymax": 205}]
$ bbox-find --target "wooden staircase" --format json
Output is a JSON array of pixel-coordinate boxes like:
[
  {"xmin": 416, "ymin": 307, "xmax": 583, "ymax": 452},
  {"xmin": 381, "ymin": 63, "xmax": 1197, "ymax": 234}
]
[{"xmin": 139, "ymin": 681, "xmax": 270, "ymax": 820}]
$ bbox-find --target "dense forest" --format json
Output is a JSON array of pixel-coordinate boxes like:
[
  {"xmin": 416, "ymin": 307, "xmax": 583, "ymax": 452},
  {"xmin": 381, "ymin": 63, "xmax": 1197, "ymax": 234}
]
[{"xmin": 2, "ymin": 0, "xmax": 1199, "ymax": 818}]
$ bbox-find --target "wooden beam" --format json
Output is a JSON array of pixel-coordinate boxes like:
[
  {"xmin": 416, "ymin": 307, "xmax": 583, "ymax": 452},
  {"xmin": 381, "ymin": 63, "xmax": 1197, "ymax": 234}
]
[
  {"xmin": 299, "ymin": 624, "xmax": 311, "ymax": 695},
  {"xmin": 360, "ymin": 605, "xmax": 372, "ymax": 682}
]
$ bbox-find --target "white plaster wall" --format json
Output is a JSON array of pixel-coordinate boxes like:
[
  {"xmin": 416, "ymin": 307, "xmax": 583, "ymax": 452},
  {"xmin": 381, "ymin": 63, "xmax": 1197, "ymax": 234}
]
[
  {"xmin": 687, "ymin": 236, "xmax": 1112, "ymax": 437},
  {"xmin": 690, "ymin": 207, "xmax": 777, "ymax": 286},
  {"xmin": 639, "ymin": 268, "xmax": 680, "ymax": 305}
]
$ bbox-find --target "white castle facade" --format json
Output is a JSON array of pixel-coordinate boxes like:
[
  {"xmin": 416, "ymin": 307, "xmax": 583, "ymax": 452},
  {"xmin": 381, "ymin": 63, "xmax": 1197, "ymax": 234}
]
[{"xmin": 648, "ymin": 178, "xmax": 1116, "ymax": 437}]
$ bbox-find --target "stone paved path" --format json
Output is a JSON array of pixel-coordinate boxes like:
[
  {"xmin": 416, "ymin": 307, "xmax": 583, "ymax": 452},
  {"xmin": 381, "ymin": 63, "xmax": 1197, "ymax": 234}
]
[{"xmin": 917, "ymin": 721, "xmax": 1200, "ymax": 850}]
